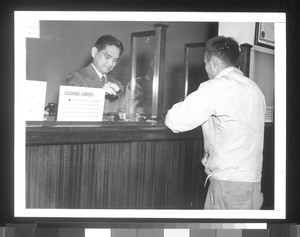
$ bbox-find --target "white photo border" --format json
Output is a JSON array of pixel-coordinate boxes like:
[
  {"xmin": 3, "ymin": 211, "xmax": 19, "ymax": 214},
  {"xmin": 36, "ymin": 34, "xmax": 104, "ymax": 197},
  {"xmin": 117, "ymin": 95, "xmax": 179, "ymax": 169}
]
[{"xmin": 14, "ymin": 11, "xmax": 286, "ymax": 219}]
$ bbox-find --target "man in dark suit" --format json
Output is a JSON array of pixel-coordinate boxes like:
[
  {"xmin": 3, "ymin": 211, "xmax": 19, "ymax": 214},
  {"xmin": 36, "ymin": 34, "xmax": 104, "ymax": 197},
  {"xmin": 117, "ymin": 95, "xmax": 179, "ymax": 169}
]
[{"xmin": 65, "ymin": 35, "xmax": 125, "ymax": 113}]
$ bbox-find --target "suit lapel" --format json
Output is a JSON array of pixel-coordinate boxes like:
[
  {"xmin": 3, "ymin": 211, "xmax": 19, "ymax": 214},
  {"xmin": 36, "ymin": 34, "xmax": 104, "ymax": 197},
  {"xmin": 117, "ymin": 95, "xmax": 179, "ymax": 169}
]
[{"xmin": 86, "ymin": 64, "xmax": 104, "ymax": 87}]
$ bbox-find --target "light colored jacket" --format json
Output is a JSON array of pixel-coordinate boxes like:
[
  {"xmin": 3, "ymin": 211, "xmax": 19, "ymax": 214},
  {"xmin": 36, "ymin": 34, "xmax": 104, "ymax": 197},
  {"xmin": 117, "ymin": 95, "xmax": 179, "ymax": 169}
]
[{"xmin": 165, "ymin": 67, "xmax": 266, "ymax": 182}]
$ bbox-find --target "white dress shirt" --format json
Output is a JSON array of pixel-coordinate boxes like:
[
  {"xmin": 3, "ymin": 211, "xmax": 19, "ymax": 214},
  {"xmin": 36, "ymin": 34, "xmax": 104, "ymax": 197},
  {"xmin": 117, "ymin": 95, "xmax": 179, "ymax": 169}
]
[
  {"xmin": 165, "ymin": 67, "xmax": 266, "ymax": 182},
  {"xmin": 91, "ymin": 63, "xmax": 106, "ymax": 82}
]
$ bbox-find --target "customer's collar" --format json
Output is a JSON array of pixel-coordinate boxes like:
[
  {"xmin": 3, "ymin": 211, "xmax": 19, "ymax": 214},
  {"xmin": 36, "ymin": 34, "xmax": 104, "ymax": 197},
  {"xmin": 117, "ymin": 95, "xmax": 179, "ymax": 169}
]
[{"xmin": 214, "ymin": 66, "xmax": 242, "ymax": 79}]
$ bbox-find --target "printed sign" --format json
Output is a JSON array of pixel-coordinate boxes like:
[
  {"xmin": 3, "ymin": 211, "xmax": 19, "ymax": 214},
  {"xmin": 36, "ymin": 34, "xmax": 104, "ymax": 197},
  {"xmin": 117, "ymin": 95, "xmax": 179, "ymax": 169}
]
[
  {"xmin": 57, "ymin": 85, "xmax": 105, "ymax": 121},
  {"xmin": 265, "ymin": 106, "xmax": 274, "ymax": 123}
]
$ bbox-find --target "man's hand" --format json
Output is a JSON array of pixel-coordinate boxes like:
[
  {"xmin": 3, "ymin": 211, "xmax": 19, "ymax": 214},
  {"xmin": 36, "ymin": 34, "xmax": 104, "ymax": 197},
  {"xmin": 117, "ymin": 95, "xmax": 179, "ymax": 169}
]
[{"xmin": 103, "ymin": 82, "xmax": 121, "ymax": 96}]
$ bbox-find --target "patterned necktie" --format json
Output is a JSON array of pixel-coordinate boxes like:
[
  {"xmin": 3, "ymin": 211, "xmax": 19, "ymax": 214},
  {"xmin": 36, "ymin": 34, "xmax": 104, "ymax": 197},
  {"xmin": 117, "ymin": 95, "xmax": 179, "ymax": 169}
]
[{"xmin": 100, "ymin": 75, "xmax": 105, "ymax": 82}]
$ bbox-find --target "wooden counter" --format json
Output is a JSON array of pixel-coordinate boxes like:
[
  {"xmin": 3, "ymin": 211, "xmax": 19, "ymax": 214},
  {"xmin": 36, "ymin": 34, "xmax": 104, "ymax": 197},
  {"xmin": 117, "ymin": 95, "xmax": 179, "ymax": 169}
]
[
  {"xmin": 25, "ymin": 121, "xmax": 274, "ymax": 210},
  {"xmin": 26, "ymin": 121, "xmax": 203, "ymax": 145},
  {"xmin": 26, "ymin": 121, "xmax": 206, "ymax": 209}
]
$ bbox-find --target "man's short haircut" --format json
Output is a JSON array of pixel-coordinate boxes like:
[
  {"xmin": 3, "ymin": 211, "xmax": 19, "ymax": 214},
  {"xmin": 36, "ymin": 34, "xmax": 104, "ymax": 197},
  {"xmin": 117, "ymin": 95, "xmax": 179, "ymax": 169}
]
[
  {"xmin": 205, "ymin": 36, "xmax": 240, "ymax": 67},
  {"xmin": 94, "ymin": 35, "xmax": 124, "ymax": 56}
]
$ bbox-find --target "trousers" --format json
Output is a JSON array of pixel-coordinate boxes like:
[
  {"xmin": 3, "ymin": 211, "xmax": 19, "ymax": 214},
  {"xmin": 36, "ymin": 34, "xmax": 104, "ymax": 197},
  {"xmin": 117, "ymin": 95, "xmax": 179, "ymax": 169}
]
[{"xmin": 204, "ymin": 179, "xmax": 264, "ymax": 210}]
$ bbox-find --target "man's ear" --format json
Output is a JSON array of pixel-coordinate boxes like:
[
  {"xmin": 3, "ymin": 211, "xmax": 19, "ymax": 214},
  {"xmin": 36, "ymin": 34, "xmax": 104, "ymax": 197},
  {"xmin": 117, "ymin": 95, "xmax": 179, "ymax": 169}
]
[
  {"xmin": 211, "ymin": 55, "xmax": 220, "ymax": 68},
  {"xmin": 91, "ymin": 47, "xmax": 98, "ymax": 58}
]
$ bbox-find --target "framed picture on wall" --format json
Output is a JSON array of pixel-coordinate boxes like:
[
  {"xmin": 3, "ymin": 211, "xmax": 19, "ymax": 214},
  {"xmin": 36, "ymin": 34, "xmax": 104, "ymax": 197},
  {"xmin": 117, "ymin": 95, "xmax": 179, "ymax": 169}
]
[{"xmin": 254, "ymin": 22, "xmax": 274, "ymax": 49}]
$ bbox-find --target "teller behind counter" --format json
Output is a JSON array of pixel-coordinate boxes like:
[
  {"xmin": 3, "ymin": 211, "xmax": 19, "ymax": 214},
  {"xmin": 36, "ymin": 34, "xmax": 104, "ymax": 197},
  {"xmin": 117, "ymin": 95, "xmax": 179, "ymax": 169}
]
[
  {"xmin": 65, "ymin": 34, "xmax": 125, "ymax": 117},
  {"xmin": 63, "ymin": 34, "xmax": 152, "ymax": 122}
]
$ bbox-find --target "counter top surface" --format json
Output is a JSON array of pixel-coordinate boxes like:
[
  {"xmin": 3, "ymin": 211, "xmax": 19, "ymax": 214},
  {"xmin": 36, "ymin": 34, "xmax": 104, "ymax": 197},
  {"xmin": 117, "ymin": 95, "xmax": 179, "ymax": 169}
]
[
  {"xmin": 26, "ymin": 121, "xmax": 203, "ymax": 145},
  {"xmin": 26, "ymin": 121, "xmax": 273, "ymax": 146}
]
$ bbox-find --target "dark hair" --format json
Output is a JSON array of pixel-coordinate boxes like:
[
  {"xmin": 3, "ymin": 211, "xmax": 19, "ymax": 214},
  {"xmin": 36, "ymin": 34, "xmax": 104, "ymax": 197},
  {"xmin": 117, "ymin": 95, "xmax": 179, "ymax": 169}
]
[
  {"xmin": 205, "ymin": 36, "xmax": 240, "ymax": 67},
  {"xmin": 94, "ymin": 35, "xmax": 124, "ymax": 56}
]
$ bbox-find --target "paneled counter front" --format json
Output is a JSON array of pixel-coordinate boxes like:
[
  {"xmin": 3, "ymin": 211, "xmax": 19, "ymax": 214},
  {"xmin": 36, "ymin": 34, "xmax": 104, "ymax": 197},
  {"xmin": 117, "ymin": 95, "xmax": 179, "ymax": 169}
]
[
  {"xmin": 25, "ymin": 122, "xmax": 274, "ymax": 210},
  {"xmin": 26, "ymin": 121, "xmax": 207, "ymax": 209}
]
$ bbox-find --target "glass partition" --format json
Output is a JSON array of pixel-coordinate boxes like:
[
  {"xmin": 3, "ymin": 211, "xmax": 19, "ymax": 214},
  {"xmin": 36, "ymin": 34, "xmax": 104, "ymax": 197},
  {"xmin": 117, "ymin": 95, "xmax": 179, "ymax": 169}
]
[
  {"xmin": 126, "ymin": 30, "xmax": 155, "ymax": 120},
  {"xmin": 183, "ymin": 42, "xmax": 208, "ymax": 98},
  {"xmin": 129, "ymin": 24, "xmax": 168, "ymax": 120}
]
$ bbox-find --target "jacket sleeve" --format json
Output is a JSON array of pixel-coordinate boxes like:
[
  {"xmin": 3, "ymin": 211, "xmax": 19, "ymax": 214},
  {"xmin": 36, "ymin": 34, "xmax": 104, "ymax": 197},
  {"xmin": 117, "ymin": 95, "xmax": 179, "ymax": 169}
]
[
  {"xmin": 165, "ymin": 80, "xmax": 218, "ymax": 133},
  {"xmin": 65, "ymin": 71, "xmax": 85, "ymax": 87}
]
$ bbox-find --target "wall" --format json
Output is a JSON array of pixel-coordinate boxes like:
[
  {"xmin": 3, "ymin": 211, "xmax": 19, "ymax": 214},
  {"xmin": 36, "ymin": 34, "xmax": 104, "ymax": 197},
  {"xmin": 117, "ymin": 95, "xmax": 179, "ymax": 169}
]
[
  {"xmin": 218, "ymin": 22, "xmax": 275, "ymax": 107},
  {"xmin": 26, "ymin": 21, "xmax": 218, "ymax": 113}
]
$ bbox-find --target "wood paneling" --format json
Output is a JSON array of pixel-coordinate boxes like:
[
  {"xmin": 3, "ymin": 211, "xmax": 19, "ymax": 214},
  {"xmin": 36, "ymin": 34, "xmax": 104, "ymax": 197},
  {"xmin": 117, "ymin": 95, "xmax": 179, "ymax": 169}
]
[
  {"xmin": 26, "ymin": 138, "xmax": 205, "ymax": 209},
  {"xmin": 25, "ymin": 123, "xmax": 273, "ymax": 210}
]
